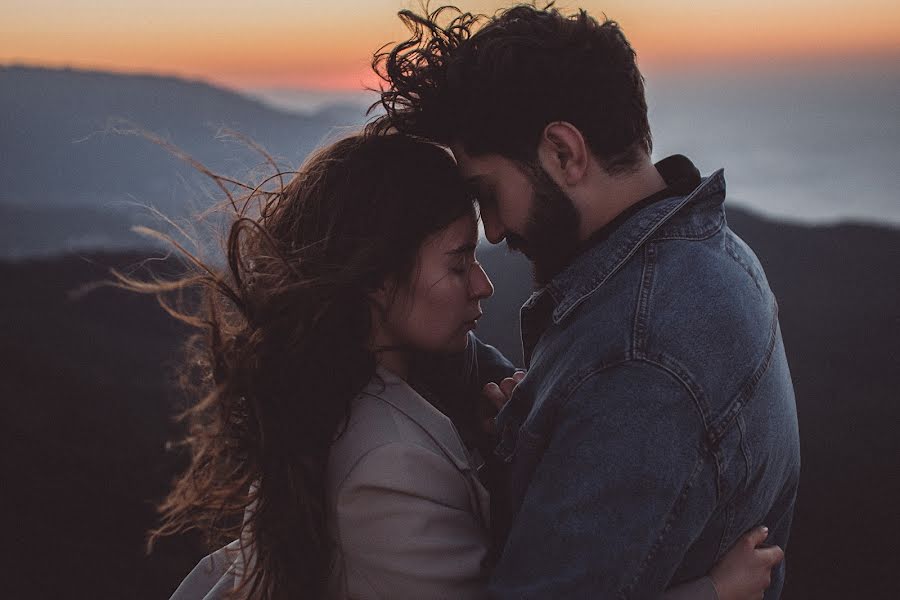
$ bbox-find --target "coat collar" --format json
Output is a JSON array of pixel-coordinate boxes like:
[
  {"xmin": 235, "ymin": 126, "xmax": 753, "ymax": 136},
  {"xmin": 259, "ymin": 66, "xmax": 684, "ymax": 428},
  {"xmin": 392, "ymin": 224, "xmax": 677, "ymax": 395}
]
[
  {"xmin": 525, "ymin": 168, "xmax": 727, "ymax": 327},
  {"xmin": 366, "ymin": 366, "xmax": 476, "ymax": 474}
]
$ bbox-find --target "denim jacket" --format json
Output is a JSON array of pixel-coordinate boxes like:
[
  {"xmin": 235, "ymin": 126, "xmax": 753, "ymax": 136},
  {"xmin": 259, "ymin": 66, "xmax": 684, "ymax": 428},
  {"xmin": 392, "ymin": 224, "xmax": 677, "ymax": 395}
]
[{"xmin": 488, "ymin": 167, "xmax": 801, "ymax": 599}]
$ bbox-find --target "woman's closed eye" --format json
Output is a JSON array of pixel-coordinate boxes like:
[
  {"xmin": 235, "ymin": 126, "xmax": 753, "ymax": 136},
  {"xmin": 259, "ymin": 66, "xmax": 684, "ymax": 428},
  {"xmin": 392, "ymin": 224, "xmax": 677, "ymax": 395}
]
[
  {"xmin": 450, "ymin": 251, "xmax": 479, "ymax": 276},
  {"xmin": 450, "ymin": 258, "xmax": 470, "ymax": 275}
]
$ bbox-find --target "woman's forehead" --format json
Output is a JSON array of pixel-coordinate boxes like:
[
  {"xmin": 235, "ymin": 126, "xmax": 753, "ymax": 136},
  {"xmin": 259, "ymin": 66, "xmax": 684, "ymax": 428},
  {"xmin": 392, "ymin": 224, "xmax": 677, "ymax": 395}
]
[{"xmin": 428, "ymin": 212, "xmax": 478, "ymax": 251}]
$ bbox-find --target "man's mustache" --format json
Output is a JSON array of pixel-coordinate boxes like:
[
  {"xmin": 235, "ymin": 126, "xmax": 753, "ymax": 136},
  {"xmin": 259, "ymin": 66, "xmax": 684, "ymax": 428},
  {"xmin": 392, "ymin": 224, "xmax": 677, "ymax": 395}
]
[{"xmin": 505, "ymin": 233, "xmax": 529, "ymax": 256}]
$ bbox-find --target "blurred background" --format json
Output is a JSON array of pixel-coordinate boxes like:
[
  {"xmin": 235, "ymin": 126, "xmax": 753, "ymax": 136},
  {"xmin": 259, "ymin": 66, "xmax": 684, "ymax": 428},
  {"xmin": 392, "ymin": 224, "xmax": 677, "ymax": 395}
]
[{"xmin": 1, "ymin": 1, "xmax": 897, "ymax": 598}]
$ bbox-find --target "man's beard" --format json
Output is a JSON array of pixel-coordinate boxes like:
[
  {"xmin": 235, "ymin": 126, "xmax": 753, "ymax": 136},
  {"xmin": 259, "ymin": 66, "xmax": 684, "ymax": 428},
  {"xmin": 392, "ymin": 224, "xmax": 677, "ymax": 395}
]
[{"xmin": 507, "ymin": 161, "xmax": 581, "ymax": 287}]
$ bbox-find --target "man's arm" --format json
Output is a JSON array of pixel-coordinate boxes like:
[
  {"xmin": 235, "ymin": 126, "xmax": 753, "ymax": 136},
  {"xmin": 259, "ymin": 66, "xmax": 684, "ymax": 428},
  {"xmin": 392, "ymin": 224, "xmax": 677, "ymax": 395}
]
[{"xmin": 488, "ymin": 360, "xmax": 720, "ymax": 599}]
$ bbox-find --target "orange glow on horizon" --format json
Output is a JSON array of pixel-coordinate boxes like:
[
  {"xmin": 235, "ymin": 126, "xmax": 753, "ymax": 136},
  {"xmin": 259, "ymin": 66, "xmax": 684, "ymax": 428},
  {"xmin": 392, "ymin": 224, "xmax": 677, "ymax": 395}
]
[{"xmin": 2, "ymin": 1, "xmax": 898, "ymax": 91}]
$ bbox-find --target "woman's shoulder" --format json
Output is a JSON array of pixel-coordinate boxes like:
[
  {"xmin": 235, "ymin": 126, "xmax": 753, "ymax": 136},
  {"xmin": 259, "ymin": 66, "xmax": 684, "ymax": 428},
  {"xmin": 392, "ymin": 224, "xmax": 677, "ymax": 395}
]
[{"xmin": 327, "ymin": 367, "xmax": 473, "ymax": 493}]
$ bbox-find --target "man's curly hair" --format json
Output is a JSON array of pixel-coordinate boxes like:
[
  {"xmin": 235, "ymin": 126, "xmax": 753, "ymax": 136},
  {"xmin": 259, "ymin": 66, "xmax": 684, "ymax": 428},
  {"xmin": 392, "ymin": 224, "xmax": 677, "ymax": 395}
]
[{"xmin": 368, "ymin": 3, "xmax": 653, "ymax": 174}]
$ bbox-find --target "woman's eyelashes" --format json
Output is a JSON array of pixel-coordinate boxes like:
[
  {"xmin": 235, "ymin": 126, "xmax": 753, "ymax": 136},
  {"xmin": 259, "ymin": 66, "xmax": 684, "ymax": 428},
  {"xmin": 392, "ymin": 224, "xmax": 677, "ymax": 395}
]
[
  {"xmin": 450, "ymin": 259, "xmax": 468, "ymax": 275},
  {"xmin": 450, "ymin": 253, "xmax": 476, "ymax": 276}
]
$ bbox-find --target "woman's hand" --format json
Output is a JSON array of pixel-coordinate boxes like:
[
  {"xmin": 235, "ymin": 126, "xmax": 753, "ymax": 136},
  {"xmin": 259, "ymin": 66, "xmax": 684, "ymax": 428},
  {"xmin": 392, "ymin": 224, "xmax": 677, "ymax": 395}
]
[
  {"xmin": 710, "ymin": 526, "xmax": 784, "ymax": 600},
  {"xmin": 480, "ymin": 370, "xmax": 526, "ymax": 434}
]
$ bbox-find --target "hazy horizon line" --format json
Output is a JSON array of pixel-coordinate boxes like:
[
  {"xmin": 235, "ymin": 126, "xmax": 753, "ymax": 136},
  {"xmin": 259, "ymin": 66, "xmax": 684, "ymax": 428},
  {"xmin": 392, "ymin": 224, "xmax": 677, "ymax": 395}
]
[{"xmin": 5, "ymin": 48, "xmax": 900, "ymax": 94}]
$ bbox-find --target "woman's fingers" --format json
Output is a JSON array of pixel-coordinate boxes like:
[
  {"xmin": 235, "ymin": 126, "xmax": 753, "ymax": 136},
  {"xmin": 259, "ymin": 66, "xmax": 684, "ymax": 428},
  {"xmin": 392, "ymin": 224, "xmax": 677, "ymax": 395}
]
[
  {"xmin": 482, "ymin": 382, "xmax": 506, "ymax": 411},
  {"xmin": 757, "ymin": 544, "xmax": 785, "ymax": 567},
  {"xmin": 482, "ymin": 371, "xmax": 527, "ymax": 434},
  {"xmin": 743, "ymin": 525, "xmax": 770, "ymax": 549},
  {"xmin": 710, "ymin": 526, "xmax": 784, "ymax": 600},
  {"xmin": 499, "ymin": 377, "xmax": 517, "ymax": 399},
  {"xmin": 499, "ymin": 370, "xmax": 526, "ymax": 398},
  {"xmin": 742, "ymin": 525, "xmax": 783, "ymax": 565}
]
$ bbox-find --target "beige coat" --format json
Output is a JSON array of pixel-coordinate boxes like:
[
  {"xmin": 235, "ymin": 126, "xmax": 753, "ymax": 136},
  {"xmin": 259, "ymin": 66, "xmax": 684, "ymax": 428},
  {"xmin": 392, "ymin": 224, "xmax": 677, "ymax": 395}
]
[
  {"xmin": 327, "ymin": 366, "xmax": 491, "ymax": 599},
  {"xmin": 169, "ymin": 367, "xmax": 491, "ymax": 600},
  {"xmin": 170, "ymin": 368, "xmax": 721, "ymax": 600}
]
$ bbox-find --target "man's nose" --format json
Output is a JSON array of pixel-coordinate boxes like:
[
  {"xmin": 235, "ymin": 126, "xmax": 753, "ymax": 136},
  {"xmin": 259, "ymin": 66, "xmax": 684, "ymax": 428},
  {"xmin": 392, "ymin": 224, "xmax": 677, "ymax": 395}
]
[{"xmin": 480, "ymin": 209, "xmax": 505, "ymax": 245}]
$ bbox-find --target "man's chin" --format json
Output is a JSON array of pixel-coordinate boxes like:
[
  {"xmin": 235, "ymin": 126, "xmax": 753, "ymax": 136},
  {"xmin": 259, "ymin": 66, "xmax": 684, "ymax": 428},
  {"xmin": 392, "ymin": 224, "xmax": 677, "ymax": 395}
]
[
  {"xmin": 515, "ymin": 247, "xmax": 533, "ymax": 261},
  {"xmin": 507, "ymin": 242, "xmax": 532, "ymax": 261},
  {"xmin": 529, "ymin": 252, "xmax": 575, "ymax": 288}
]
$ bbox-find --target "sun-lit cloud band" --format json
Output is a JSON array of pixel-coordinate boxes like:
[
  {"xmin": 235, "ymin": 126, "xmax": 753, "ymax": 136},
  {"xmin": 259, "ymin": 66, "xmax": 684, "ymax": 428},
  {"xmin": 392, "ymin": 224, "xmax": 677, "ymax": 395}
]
[{"xmin": 2, "ymin": 0, "xmax": 898, "ymax": 90}]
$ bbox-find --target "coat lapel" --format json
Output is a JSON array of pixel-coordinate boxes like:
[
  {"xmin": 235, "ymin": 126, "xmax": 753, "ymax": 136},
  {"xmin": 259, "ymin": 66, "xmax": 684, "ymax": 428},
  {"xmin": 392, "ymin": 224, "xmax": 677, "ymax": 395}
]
[{"xmin": 368, "ymin": 366, "xmax": 491, "ymax": 528}]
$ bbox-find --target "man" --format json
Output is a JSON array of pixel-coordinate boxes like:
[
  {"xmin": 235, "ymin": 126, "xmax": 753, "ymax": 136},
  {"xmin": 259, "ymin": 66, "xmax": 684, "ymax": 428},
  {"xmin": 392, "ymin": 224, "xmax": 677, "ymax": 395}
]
[{"xmin": 369, "ymin": 5, "xmax": 800, "ymax": 598}]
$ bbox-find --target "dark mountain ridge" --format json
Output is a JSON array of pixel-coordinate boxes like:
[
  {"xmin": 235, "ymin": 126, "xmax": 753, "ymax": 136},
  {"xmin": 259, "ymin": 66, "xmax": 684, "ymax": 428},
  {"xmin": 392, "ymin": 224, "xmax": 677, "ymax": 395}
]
[
  {"xmin": 1, "ymin": 66, "xmax": 367, "ymax": 256},
  {"xmin": 2, "ymin": 65, "xmax": 897, "ymax": 599},
  {"xmin": 2, "ymin": 207, "xmax": 897, "ymax": 598}
]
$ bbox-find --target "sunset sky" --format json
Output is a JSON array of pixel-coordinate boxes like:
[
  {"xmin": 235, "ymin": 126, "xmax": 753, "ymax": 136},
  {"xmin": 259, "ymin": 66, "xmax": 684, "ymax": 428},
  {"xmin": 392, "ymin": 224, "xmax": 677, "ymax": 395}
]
[{"xmin": 2, "ymin": 0, "xmax": 898, "ymax": 90}]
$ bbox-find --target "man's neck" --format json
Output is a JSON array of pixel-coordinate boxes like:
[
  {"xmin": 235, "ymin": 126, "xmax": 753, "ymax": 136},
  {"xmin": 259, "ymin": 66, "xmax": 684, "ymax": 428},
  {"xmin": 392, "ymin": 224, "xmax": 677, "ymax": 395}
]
[{"xmin": 577, "ymin": 161, "xmax": 666, "ymax": 241}]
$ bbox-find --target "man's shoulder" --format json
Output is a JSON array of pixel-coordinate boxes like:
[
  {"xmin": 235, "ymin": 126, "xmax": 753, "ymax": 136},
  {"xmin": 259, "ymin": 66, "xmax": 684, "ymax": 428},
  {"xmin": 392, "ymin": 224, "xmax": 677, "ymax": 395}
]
[
  {"xmin": 541, "ymin": 224, "xmax": 782, "ymax": 413},
  {"xmin": 647, "ymin": 225, "xmax": 777, "ymax": 336}
]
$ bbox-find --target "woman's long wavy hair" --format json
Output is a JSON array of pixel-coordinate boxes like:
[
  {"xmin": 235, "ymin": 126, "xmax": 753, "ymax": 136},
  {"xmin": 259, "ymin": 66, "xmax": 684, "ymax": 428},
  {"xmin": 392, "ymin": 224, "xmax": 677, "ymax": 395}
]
[{"xmin": 124, "ymin": 132, "xmax": 474, "ymax": 598}]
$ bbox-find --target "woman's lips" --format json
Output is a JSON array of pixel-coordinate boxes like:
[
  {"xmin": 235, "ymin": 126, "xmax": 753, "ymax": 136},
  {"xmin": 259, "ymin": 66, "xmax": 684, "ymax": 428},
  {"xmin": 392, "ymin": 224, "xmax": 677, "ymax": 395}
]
[{"xmin": 463, "ymin": 312, "xmax": 483, "ymax": 330}]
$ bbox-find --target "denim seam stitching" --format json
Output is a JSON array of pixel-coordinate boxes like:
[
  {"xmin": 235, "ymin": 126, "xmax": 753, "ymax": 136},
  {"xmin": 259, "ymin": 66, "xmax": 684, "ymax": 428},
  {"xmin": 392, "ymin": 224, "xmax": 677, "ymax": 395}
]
[
  {"xmin": 724, "ymin": 236, "xmax": 765, "ymax": 295},
  {"xmin": 712, "ymin": 440, "xmax": 724, "ymax": 505},
  {"xmin": 633, "ymin": 243, "xmax": 656, "ymax": 352},
  {"xmin": 619, "ymin": 449, "xmax": 711, "ymax": 599},
  {"xmin": 653, "ymin": 210, "xmax": 725, "ymax": 241},
  {"xmin": 737, "ymin": 412, "xmax": 753, "ymax": 495},
  {"xmin": 536, "ymin": 359, "xmax": 714, "ymax": 599},
  {"xmin": 551, "ymin": 354, "xmax": 637, "ymax": 416},
  {"xmin": 708, "ymin": 300, "xmax": 781, "ymax": 444},
  {"xmin": 717, "ymin": 502, "xmax": 735, "ymax": 560},
  {"xmin": 637, "ymin": 354, "xmax": 712, "ymax": 437},
  {"xmin": 636, "ymin": 354, "xmax": 722, "ymax": 501},
  {"xmin": 552, "ymin": 187, "xmax": 714, "ymax": 324},
  {"xmin": 552, "ymin": 169, "xmax": 727, "ymax": 324},
  {"xmin": 504, "ymin": 355, "xmax": 636, "ymax": 477}
]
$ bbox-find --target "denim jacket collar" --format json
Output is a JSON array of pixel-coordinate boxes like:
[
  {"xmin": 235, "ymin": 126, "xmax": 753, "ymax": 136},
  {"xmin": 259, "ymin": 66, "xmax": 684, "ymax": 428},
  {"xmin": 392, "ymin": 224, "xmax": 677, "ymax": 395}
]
[{"xmin": 519, "ymin": 168, "xmax": 727, "ymax": 365}]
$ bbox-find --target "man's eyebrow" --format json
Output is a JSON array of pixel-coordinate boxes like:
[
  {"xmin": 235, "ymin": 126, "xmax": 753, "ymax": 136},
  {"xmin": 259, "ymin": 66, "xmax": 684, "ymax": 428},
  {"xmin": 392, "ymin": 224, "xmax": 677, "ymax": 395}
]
[{"xmin": 446, "ymin": 242, "xmax": 478, "ymax": 255}]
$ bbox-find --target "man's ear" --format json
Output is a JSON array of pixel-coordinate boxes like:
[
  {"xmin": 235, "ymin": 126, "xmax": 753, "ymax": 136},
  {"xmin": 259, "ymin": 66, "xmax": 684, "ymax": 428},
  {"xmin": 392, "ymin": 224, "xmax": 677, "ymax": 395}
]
[{"xmin": 537, "ymin": 121, "xmax": 589, "ymax": 185}]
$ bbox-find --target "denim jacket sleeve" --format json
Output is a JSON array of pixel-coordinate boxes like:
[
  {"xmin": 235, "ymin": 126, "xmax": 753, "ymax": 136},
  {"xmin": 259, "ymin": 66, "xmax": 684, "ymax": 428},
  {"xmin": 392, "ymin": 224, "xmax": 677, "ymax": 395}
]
[{"xmin": 488, "ymin": 360, "xmax": 719, "ymax": 599}]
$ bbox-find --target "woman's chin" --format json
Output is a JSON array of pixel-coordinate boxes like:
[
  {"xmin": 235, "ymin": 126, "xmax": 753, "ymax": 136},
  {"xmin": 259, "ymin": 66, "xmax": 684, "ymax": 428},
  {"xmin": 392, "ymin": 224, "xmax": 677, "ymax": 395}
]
[
  {"xmin": 416, "ymin": 330, "xmax": 471, "ymax": 355},
  {"xmin": 443, "ymin": 332, "xmax": 471, "ymax": 354}
]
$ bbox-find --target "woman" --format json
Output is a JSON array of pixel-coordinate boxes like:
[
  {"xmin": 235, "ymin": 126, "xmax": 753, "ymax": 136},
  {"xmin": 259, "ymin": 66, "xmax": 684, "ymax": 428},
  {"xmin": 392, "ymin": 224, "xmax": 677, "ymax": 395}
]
[{"xmin": 136, "ymin": 133, "xmax": 781, "ymax": 599}]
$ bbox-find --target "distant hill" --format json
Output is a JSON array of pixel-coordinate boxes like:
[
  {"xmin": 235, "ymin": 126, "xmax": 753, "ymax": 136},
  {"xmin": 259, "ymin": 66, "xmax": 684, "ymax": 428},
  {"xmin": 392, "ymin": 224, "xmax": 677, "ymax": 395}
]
[
  {"xmin": 2, "ymin": 208, "xmax": 897, "ymax": 599},
  {"xmin": 0, "ymin": 66, "xmax": 368, "ymax": 256}
]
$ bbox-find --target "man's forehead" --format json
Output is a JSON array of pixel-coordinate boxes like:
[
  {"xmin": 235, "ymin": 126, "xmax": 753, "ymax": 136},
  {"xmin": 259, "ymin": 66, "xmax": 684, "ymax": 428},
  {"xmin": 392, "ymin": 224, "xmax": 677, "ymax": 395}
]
[{"xmin": 450, "ymin": 143, "xmax": 494, "ymax": 180}]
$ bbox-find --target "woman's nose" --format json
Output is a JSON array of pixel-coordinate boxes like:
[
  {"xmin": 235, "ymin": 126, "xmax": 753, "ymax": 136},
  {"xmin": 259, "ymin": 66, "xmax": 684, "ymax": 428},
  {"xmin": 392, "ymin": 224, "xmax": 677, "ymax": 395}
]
[{"xmin": 470, "ymin": 261, "xmax": 494, "ymax": 300}]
